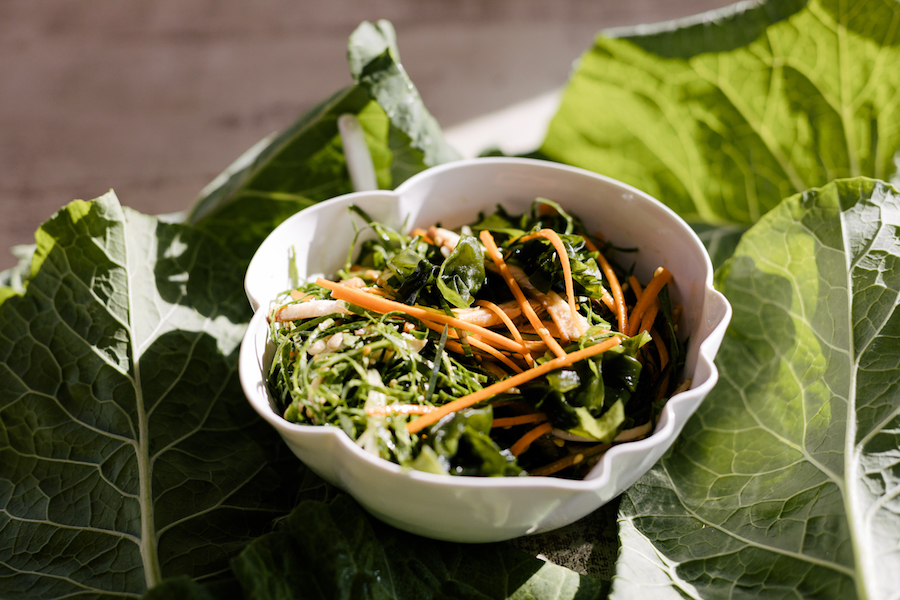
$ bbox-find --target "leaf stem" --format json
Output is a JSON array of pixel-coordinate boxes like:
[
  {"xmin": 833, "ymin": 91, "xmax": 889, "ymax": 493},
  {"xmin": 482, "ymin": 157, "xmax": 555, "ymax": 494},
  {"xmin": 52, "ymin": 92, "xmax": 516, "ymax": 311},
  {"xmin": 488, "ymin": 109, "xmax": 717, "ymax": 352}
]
[
  {"xmin": 840, "ymin": 194, "xmax": 872, "ymax": 600},
  {"xmin": 124, "ymin": 221, "xmax": 163, "ymax": 590}
]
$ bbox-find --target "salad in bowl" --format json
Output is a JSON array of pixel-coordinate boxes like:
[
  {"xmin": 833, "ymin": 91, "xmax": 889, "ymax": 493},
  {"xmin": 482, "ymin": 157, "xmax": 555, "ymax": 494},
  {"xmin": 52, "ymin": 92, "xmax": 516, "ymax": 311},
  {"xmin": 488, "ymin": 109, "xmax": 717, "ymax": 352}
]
[{"xmin": 239, "ymin": 157, "xmax": 731, "ymax": 542}]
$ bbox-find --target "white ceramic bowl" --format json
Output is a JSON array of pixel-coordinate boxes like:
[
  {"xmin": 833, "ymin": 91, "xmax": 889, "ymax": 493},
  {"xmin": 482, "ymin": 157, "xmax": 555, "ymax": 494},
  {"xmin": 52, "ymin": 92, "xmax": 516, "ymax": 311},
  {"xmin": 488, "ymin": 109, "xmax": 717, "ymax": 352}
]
[{"xmin": 239, "ymin": 157, "xmax": 731, "ymax": 543}]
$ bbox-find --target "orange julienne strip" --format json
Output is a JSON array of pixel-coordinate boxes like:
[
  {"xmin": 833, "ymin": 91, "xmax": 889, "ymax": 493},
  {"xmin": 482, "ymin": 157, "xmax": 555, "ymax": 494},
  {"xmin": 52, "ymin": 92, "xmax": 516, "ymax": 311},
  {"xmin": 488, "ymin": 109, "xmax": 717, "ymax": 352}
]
[
  {"xmin": 479, "ymin": 230, "xmax": 567, "ymax": 359},
  {"xmin": 409, "ymin": 228, "xmax": 435, "ymax": 245},
  {"xmin": 407, "ymin": 336, "xmax": 622, "ymax": 434},
  {"xmin": 492, "ymin": 412, "xmax": 548, "ymax": 428},
  {"xmin": 417, "ymin": 317, "xmax": 468, "ymax": 342},
  {"xmin": 518, "ymin": 321, "xmax": 563, "ymax": 340},
  {"xmin": 627, "ymin": 267, "xmax": 673, "ymax": 337},
  {"xmin": 600, "ymin": 291, "xmax": 615, "ymax": 312},
  {"xmin": 583, "ymin": 236, "xmax": 628, "ymax": 335},
  {"xmin": 444, "ymin": 336, "xmax": 525, "ymax": 374},
  {"xmin": 650, "ymin": 326, "xmax": 671, "ymax": 401},
  {"xmin": 414, "ymin": 317, "xmax": 525, "ymax": 374},
  {"xmin": 509, "ymin": 422, "xmax": 554, "ymax": 456},
  {"xmin": 651, "ymin": 327, "xmax": 669, "ymax": 370},
  {"xmin": 637, "ymin": 302, "xmax": 659, "ymax": 336},
  {"xmin": 475, "ymin": 299, "xmax": 533, "ymax": 368},
  {"xmin": 518, "ymin": 229, "xmax": 579, "ymax": 329},
  {"xmin": 528, "ymin": 442, "xmax": 612, "ymax": 476},
  {"xmin": 628, "ymin": 275, "xmax": 643, "ymax": 301},
  {"xmin": 474, "ymin": 300, "xmax": 524, "ymax": 345},
  {"xmin": 317, "ymin": 278, "xmax": 529, "ymax": 355},
  {"xmin": 468, "ymin": 338, "xmax": 525, "ymax": 374}
]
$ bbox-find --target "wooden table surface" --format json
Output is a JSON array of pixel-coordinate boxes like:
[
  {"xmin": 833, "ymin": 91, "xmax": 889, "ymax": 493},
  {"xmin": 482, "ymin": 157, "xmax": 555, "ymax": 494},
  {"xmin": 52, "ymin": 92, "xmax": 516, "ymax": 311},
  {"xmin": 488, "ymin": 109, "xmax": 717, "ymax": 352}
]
[{"xmin": 0, "ymin": 0, "xmax": 735, "ymax": 271}]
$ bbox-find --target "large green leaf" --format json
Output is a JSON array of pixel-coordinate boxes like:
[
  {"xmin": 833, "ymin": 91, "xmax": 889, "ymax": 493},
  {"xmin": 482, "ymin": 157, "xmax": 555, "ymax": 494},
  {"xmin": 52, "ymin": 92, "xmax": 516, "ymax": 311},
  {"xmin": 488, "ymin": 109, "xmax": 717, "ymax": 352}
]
[
  {"xmin": 542, "ymin": 0, "xmax": 900, "ymax": 228},
  {"xmin": 186, "ymin": 85, "xmax": 376, "ymax": 264},
  {"xmin": 348, "ymin": 20, "xmax": 460, "ymax": 177},
  {"xmin": 0, "ymin": 193, "xmax": 300, "ymax": 599},
  {"xmin": 613, "ymin": 178, "xmax": 900, "ymax": 599},
  {"xmin": 188, "ymin": 19, "xmax": 459, "ymax": 265},
  {"xmin": 146, "ymin": 492, "xmax": 611, "ymax": 600}
]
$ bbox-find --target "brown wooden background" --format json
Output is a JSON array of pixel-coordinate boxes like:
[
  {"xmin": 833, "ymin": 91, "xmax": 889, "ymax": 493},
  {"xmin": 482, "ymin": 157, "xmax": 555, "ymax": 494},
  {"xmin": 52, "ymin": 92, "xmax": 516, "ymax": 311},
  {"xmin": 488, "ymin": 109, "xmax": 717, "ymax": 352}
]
[{"xmin": 0, "ymin": 0, "xmax": 735, "ymax": 271}]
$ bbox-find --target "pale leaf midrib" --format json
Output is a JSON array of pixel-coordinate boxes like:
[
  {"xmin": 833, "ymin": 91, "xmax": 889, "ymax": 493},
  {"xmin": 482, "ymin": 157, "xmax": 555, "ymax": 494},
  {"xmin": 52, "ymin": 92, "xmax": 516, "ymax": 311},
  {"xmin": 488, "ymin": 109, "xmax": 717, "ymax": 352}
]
[
  {"xmin": 839, "ymin": 197, "xmax": 873, "ymax": 600},
  {"xmin": 121, "ymin": 217, "xmax": 162, "ymax": 590}
]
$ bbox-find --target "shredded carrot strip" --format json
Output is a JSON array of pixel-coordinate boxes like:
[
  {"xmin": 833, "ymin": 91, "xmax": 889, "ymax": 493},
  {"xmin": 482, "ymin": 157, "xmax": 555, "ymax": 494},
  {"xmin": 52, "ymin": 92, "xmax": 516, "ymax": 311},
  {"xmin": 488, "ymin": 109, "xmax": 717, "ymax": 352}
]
[
  {"xmin": 651, "ymin": 327, "xmax": 671, "ymax": 401},
  {"xmin": 414, "ymin": 316, "xmax": 464, "ymax": 339},
  {"xmin": 479, "ymin": 230, "xmax": 567, "ymax": 359},
  {"xmin": 509, "ymin": 422, "xmax": 554, "ymax": 456},
  {"xmin": 628, "ymin": 275, "xmax": 643, "ymax": 301},
  {"xmin": 651, "ymin": 327, "xmax": 669, "ymax": 370},
  {"xmin": 627, "ymin": 267, "xmax": 673, "ymax": 337},
  {"xmin": 475, "ymin": 300, "xmax": 524, "ymax": 346},
  {"xmin": 413, "ymin": 317, "xmax": 524, "ymax": 373},
  {"xmin": 584, "ymin": 236, "xmax": 628, "ymax": 335},
  {"xmin": 407, "ymin": 336, "xmax": 622, "ymax": 434},
  {"xmin": 366, "ymin": 405, "xmax": 437, "ymax": 417},
  {"xmin": 444, "ymin": 337, "xmax": 524, "ymax": 374},
  {"xmin": 409, "ymin": 228, "xmax": 435, "ymax": 245},
  {"xmin": 492, "ymin": 412, "xmax": 548, "ymax": 428},
  {"xmin": 519, "ymin": 339, "xmax": 549, "ymax": 352},
  {"xmin": 630, "ymin": 271, "xmax": 655, "ymax": 335},
  {"xmin": 528, "ymin": 442, "xmax": 612, "ymax": 476},
  {"xmin": 637, "ymin": 302, "xmax": 659, "ymax": 336},
  {"xmin": 475, "ymin": 299, "xmax": 532, "ymax": 367},
  {"xmin": 518, "ymin": 321, "xmax": 563, "ymax": 339},
  {"xmin": 600, "ymin": 291, "xmax": 615, "ymax": 312},
  {"xmin": 317, "ymin": 278, "xmax": 529, "ymax": 355},
  {"xmin": 518, "ymin": 229, "xmax": 579, "ymax": 329}
]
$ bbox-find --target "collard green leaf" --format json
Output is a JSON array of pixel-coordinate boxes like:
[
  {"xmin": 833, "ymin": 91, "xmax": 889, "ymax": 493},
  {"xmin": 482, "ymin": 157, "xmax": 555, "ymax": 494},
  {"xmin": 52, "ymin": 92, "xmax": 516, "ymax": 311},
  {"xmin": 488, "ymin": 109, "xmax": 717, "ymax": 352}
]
[
  {"xmin": 613, "ymin": 178, "xmax": 900, "ymax": 600},
  {"xmin": 186, "ymin": 86, "xmax": 376, "ymax": 265},
  {"xmin": 348, "ymin": 20, "xmax": 460, "ymax": 173},
  {"xmin": 543, "ymin": 0, "xmax": 900, "ymax": 231},
  {"xmin": 231, "ymin": 495, "xmax": 610, "ymax": 600},
  {"xmin": 0, "ymin": 192, "xmax": 299, "ymax": 599},
  {"xmin": 146, "ymin": 469, "xmax": 610, "ymax": 600},
  {"xmin": 188, "ymin": 19, "xmax": 459, "ymax": 266}
]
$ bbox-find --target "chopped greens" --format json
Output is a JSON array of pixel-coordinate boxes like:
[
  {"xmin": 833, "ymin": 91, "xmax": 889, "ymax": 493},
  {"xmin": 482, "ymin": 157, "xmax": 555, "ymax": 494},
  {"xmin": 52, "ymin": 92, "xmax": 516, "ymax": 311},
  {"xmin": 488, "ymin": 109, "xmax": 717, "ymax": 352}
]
[{"xmin": 267, "ymin": 201, "xmax": 686, "ymax": 478}]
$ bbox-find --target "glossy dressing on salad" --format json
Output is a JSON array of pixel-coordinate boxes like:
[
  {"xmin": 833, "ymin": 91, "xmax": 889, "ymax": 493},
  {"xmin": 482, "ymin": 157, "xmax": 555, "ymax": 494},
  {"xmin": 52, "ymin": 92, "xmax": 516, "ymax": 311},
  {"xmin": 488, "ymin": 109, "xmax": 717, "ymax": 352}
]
[{"xmin": 266, "ymin": 199, "xmax": 685, "ymax": 478}]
